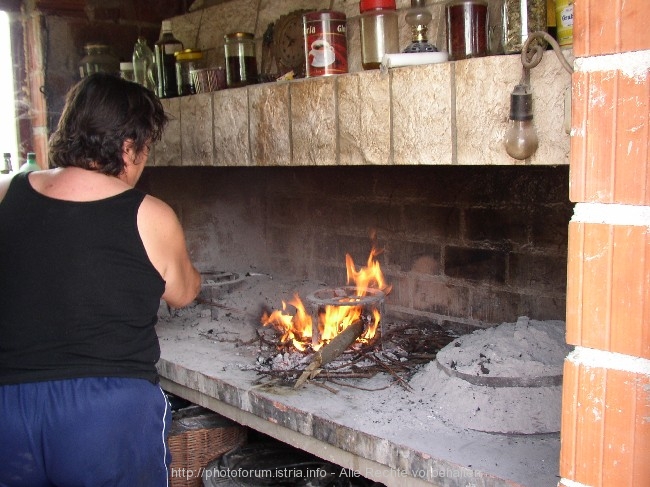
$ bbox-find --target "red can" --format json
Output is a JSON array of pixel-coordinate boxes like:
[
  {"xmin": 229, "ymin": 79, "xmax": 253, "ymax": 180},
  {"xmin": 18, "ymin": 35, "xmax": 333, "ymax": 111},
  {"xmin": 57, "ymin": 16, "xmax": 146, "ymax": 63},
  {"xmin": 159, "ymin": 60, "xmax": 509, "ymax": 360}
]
[{"xmin": 303, "ymin": 10, "xmax": 348, "ymax": 77}]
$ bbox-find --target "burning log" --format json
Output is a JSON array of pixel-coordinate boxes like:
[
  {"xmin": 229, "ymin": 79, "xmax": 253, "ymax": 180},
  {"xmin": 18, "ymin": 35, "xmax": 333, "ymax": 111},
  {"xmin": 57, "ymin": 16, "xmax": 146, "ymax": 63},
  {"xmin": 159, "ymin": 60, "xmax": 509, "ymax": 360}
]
[{"xmin": 294, "ymin": 319, "xmax": 364, "ymax": 388}]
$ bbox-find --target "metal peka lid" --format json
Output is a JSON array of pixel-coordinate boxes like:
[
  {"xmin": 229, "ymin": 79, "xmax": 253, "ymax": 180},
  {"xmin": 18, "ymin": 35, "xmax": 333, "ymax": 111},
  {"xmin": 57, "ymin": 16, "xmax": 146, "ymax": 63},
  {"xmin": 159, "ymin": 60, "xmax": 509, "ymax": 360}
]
[{"xmin": 360, "ymin": 0, "xmax": 397, "ymax": 13}]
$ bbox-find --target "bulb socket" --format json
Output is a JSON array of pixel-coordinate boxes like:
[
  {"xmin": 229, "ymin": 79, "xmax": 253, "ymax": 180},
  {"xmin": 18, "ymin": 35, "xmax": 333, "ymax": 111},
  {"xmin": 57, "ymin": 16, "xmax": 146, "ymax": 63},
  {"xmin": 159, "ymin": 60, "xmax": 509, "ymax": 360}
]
[{"xmin": 509, "ymin": 84, "xmax": 534, "ymax": 121}]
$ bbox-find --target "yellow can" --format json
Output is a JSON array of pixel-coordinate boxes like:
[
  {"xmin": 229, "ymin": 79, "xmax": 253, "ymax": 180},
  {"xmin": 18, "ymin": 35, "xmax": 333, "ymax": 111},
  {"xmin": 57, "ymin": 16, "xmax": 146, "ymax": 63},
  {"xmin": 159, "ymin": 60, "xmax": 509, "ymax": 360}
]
[{"xmin": 555, "ymin": 0, "xmax": 573, "ymax": 47}]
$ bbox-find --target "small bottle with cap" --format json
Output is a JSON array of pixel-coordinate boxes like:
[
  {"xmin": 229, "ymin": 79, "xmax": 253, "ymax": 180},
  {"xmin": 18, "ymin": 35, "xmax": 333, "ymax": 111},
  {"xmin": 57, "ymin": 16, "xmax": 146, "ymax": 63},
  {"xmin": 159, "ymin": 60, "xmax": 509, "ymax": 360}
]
[{"xmin": 2, "ymin": 152, "xmax": 12, "ymax": 174}]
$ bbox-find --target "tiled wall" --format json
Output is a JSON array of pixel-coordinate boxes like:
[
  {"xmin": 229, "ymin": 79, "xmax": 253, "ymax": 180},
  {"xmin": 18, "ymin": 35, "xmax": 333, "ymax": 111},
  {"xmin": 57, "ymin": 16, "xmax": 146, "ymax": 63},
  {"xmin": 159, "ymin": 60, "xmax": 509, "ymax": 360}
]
[{"xmin": 559, "ymin": 0, "xmax": 650, "ymax": 485}]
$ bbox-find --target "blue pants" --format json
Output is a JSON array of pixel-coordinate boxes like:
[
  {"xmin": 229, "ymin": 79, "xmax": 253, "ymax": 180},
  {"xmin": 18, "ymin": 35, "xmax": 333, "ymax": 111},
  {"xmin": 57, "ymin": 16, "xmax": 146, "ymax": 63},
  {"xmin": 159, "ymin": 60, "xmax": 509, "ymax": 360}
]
[{"xmin": 0, "ymin": 377, "xmax": 171, "ymax": 487}]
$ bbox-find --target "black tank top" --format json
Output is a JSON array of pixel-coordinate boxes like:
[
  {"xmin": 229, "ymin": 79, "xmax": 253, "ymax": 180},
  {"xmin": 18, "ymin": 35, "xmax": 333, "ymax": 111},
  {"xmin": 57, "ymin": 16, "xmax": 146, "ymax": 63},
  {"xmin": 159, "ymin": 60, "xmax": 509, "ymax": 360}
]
[{"xmin": 0, "ymin": 172, "xmax": 166, "ymax": 384}]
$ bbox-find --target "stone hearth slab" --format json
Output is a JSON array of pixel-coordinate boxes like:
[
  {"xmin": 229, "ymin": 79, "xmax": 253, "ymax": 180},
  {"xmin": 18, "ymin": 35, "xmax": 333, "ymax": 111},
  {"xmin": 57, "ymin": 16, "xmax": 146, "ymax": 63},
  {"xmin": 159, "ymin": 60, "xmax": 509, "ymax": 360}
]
[{"xmin": 156, "ymin": 313, "xmax": 560, "ymax": 487}]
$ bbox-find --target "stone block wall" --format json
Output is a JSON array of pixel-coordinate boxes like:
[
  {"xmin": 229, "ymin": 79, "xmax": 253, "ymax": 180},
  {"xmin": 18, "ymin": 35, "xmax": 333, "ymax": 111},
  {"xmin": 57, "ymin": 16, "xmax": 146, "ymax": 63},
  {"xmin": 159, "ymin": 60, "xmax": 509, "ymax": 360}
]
[{"xmin": 139, "ymin": 164, "xmax": 572, "ymax": 334}]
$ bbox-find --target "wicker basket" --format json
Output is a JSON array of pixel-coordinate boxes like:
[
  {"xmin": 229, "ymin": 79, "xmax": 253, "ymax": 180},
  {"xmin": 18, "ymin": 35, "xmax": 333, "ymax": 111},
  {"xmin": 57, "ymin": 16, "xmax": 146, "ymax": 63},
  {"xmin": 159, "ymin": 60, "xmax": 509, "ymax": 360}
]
[
  {"xmin": 191, "ymin": 67, "xmax": 226, "ymax": 93},
  {"xmin": 168, "ymin": 406, "xmax": 247, "ymax": 487}
]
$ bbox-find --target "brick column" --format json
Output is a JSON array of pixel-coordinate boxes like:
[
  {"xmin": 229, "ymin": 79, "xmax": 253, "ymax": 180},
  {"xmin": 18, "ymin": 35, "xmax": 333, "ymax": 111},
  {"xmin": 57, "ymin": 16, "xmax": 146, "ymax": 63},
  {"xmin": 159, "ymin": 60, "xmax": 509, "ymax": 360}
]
[{"xmin": 559, "ymin": 1, "xmax": 650, "ymax": 486}]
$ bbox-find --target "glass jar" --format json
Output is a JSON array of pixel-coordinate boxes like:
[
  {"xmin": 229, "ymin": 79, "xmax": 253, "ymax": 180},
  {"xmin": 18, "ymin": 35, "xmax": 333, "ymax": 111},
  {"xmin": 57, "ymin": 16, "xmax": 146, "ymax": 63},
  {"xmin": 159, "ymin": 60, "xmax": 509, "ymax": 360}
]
[
  {"xmin": 446, "ymin": 0, "xmax": 489, "ymax": 61},
  {"xmin": 502, "ymin": 0, "xmax": 547, "ymax": 54},
  {"xmin": 175, "ymin": 49, "xmax": 204, "ymax": 96},
  {"xmin": 359, "ymin": 0, "xmax": 399, "ymax": 70},
  {"xmin": 224, "ymin": 32, "xmax": 258, "ymax": 88},
  {"xmin": 79, "ymin": 43, "xmax": 120, "ymax": 78}
]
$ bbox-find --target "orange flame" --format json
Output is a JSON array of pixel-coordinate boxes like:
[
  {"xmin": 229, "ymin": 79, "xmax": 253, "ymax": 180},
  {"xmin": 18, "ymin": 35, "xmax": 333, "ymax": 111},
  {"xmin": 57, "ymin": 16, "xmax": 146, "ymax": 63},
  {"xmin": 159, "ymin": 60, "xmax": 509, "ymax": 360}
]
[
  {"xmin": 261, "ymin": 247, "xmax": 390, "ymax": 352},
  {"xmin": 261, "ymin": 294, "xmax": 312, "ymax": 351}
]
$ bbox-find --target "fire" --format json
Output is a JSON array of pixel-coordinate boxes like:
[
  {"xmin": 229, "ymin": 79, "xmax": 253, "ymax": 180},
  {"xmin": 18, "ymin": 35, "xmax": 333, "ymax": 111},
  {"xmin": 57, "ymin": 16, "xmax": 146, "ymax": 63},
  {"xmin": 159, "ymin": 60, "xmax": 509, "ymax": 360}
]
[
  {"xmin": 261, "ymin": 247, "xmax": 391, "ymax": 351},
  {"xmin": 260, "ymin": 294, "xmax": 313, "ymax": 352}
]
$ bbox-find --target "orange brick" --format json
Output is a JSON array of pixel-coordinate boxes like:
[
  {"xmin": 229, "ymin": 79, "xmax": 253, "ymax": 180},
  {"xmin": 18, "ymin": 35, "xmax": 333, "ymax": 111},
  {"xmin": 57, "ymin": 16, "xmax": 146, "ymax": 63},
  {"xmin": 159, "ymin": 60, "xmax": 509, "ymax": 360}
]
[
  {"xmin": 559, "ymin": 358, "xmax": 579, "ymax": 479},
  {"xmin": 560, "ymin": 357, "xmax": 650, "ymax": 486},
  {"xmin": 570, "ymin": 69, "xmax": 650, "ymax": 205},
  {"xmin": 566, "ymin": 222, "xmax": 650, "ymax": 359},
  {"xmin": 574, "ymin": 0, "xmax": 650, "ymax": 56}
]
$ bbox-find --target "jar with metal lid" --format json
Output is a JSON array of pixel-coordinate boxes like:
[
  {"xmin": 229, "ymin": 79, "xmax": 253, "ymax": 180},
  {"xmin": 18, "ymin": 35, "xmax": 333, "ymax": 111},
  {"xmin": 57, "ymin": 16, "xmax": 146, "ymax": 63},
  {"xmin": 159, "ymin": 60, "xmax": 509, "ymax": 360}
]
[
  {"xmin": 175, "ymin": 49, "xmax": 204, "ymax": 96},
  {"xmin": 224, "ymin": 32, "xmax": 258, "ymax": 88},
  {"xmin": 446, "ymin": 0, "xmax": 489, "ymax": 60},
  {"xmin": 359, "ymin": 0, "xmax": 399, "ymax": 70},
  {"xmin": 79, "ymin": 43, "xmax": 120, "ymax": 78}
]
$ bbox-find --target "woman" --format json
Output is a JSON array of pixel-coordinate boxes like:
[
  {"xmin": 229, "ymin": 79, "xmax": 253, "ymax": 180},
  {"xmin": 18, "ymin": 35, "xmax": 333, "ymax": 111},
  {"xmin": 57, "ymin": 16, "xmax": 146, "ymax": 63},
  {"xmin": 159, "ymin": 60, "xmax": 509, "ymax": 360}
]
[{"xmin": 0, "ymin": 73, "xmax": 201, "ymax": 486}]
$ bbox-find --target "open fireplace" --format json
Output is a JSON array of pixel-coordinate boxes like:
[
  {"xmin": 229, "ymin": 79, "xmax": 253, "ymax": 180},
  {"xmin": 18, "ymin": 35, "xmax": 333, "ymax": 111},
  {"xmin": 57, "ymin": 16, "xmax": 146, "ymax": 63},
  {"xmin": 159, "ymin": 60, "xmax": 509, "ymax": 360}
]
[{"xmin": 142, "ymin": 164, "xmax": 572, "ymax": 487}]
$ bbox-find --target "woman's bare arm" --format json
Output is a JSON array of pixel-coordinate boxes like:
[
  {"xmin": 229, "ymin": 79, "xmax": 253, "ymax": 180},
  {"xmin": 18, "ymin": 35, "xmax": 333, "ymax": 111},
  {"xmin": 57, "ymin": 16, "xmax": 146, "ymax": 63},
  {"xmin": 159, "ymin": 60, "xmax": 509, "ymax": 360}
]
[{"xmin": 137, "ymin": 195, "xmax": 201, "ymax": 308}]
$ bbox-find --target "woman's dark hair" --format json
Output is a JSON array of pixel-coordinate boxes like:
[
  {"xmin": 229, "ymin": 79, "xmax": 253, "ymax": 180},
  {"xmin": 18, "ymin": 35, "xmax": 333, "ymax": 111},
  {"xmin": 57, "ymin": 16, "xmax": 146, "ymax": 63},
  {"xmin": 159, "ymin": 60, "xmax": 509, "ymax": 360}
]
[{"xmin": 48, "ymin": 73, "xmax": 168, "ymax": 176}]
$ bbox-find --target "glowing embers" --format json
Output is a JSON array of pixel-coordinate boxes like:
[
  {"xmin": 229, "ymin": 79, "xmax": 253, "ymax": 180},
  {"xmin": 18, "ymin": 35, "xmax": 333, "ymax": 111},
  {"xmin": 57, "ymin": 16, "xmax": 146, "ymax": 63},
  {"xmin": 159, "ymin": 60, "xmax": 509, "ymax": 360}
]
[{"xmin": 261, "ymin": 247, "xmax": 391, "ymax": 352}]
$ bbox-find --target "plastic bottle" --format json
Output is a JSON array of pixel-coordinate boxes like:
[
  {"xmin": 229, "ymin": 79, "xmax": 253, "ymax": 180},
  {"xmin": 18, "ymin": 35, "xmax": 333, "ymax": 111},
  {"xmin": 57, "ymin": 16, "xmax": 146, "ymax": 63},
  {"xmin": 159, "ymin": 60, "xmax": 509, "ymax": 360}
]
[
  {"xmin": 155, "ymin": 21, "xmax": 184, "ymax": 98},
  {"xmin": 2, "ymin": 152, "xmax": 12, "ymax": 174},
  {"xmin": 359, "ymin": 0, "xmax": 399, "ymax": 70},
  {"xmin": 19, "ymin": 152, "xmax": 40, "ymax": 173},
  {"xmin": 133, "ymin": 37, "xmax": 157, "ymax": 92}
]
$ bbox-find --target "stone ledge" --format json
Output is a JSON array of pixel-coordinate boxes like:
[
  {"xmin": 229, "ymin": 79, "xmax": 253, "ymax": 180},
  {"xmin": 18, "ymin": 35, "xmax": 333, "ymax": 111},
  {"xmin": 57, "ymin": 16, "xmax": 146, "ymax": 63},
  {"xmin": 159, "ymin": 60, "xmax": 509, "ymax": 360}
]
[
  {"xmin": 155, "ymin": 319, "xmax": 560, "ymax": 487},
  {"xmin": 153, "ymin": 50, "xmax": 571, "ymax": 168}
]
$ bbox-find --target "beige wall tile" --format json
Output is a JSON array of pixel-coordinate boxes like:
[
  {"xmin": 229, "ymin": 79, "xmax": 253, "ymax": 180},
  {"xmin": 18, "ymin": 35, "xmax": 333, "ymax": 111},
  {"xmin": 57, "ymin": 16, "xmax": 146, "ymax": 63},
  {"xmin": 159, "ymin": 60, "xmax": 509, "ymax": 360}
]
[
  {"xmin": 214, "ymin": 88, "xmax": 251, "ymax": 166},
  {"xmin": 527, "ymin": 49, "xmax": 572, "ymax": 166},
  {"xmin": 250, "ymin": 82, "xmax": 291, "ymax": 166},
  {"xmin": 290, "ymin": 76, "xmax": 338, "ymax": 165},
  {"xmin": 338, "ymin": 70, "xmax": 391, "ymax": 165},
  {"xmin": 392, "ymin": 62, "xmax": 453, "ymax": 165},
  {"xmin": 155, "ymin": 97, "xmax": 182, "ymax": 166},
  {"xmin": 455, "ymin": 51, "xmax": 570, "ymax": 166},
  {"xmin": 180, "ymin": 93, "xmax": 214, "ymax": 166},
  {"xmin": 455, "ymin": 55, "xmax": 514, "ymax": 165}
]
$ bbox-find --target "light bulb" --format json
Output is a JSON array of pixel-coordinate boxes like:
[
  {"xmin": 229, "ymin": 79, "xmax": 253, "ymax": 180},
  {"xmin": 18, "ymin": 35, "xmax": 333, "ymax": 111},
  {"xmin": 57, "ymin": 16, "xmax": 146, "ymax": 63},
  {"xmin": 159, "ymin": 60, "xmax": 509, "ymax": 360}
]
[
  {"xmin": 504, "ymin": 83, "xmax": 539, "ymax": 160},
  {"xmin": 505, "ymin": 120, "xmax": 539, "ymax": 160}
]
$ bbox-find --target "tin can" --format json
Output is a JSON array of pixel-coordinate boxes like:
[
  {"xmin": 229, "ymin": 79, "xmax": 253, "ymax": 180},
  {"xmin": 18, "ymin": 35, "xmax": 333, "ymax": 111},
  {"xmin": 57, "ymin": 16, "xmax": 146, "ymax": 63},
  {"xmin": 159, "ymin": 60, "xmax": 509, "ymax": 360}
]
[
  {"xmin": 555, "ymin": 0, "xmax": 573, "ymax": 47},
  {"xmin": 303, "ymin": 10, "xmax": 348, "ymax": 77}
]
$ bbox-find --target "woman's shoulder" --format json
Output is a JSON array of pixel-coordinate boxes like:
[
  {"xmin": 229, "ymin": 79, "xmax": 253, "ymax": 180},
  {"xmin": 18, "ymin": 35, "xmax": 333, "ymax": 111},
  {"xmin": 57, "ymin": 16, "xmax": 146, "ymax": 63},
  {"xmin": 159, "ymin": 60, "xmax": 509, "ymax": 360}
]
[{"xmin": 138, "ymin": 193, "xmax": 177, "ymax": 221}]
